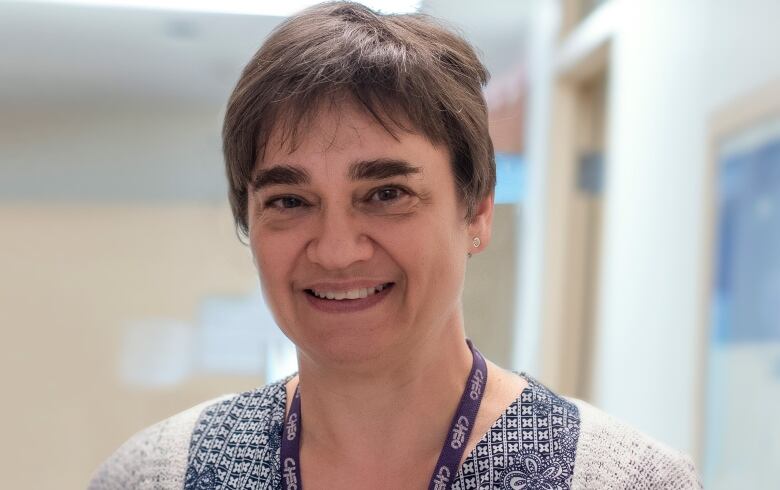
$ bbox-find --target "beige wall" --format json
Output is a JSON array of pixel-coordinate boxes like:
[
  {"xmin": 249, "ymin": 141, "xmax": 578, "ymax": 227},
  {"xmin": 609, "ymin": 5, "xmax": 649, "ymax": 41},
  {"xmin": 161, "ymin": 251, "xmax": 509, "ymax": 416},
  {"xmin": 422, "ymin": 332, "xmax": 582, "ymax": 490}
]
[
  {"xmin": 0, "ymin": 201, "xmax": 517, "ymax": 489},
  {"xmin": 464, "ymin": 204, "xmax": 518, "ymax": 368},
  {"xmin": 0, "ymin": 204, "xmax": 259, "ymax": 489}
]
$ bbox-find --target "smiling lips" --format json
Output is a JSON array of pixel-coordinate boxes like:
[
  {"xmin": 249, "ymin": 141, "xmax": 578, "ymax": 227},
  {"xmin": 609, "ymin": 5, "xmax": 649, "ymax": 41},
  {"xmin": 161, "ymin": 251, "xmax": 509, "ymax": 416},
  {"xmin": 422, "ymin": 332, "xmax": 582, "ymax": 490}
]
[{"xmin": 307, "ymin": 283, "xmax": 392, "ymax": 301}]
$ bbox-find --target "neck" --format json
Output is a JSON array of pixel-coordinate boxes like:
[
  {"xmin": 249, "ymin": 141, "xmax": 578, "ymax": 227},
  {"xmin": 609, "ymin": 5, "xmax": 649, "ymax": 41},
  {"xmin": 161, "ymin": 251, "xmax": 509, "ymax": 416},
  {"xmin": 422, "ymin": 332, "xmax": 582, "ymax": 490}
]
[{"xmin": 292, "ymin": 328, "xmax": 473, "ymax": 465}]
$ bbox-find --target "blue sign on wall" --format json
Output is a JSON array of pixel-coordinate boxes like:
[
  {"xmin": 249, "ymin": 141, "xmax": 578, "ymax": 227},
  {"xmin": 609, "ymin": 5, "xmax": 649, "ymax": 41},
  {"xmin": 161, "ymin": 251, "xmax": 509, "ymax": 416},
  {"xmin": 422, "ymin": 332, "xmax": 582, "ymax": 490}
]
[
  {"xmin": 494, "ymin": 152, "xmax": 526, "ymax": 204},
  {"xmin": 713, "ymin": 138, "xmax": 780, "ymax": 343}
]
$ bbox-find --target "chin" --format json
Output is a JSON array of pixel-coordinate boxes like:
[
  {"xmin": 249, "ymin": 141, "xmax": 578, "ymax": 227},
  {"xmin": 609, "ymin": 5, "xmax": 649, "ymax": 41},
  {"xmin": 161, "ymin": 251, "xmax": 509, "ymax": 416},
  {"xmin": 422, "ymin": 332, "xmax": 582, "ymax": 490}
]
[{"xmin": 297, "ymin": 326, "xmax": 404, "ymax": 369}]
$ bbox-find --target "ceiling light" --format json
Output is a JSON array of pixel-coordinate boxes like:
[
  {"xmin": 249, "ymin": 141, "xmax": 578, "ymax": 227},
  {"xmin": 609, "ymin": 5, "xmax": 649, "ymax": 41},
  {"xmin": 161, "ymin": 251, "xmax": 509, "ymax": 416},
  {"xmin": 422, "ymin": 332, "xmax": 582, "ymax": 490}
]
[{"xmin": 21, "ymin": 0, "xmax": 422, "ymax": 16}]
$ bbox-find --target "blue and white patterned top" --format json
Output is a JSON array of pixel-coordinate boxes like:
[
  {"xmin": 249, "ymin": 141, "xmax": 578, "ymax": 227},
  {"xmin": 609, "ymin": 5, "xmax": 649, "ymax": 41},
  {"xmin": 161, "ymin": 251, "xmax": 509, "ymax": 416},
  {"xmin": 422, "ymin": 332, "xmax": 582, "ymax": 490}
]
[{"xmin": 183, "ymin": 374, "xmax": 580, "ymax": 490}]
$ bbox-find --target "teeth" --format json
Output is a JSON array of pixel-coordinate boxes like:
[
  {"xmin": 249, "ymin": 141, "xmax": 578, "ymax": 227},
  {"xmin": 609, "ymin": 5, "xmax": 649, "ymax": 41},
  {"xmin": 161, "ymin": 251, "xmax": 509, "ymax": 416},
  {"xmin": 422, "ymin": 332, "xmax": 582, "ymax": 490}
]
[{"xmin": 311, "ymin": 284, "xmax": 389, "ymax": 300}]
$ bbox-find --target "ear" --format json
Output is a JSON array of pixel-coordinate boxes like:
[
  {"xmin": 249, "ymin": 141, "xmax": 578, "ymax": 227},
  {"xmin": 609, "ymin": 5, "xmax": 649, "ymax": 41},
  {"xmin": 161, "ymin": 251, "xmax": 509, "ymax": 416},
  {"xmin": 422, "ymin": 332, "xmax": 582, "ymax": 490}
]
[{"xmin": 467, "ymin": 193, "xmax": 495, "ymax": 255}]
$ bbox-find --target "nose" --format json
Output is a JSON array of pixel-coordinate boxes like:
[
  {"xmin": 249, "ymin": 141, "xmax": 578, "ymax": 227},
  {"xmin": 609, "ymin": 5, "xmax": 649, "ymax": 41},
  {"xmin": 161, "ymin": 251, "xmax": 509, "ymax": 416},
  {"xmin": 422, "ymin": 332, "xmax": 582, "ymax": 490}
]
[{"xmin": 305, "ymin": 206, "xmax": 374, "ymax": 271}]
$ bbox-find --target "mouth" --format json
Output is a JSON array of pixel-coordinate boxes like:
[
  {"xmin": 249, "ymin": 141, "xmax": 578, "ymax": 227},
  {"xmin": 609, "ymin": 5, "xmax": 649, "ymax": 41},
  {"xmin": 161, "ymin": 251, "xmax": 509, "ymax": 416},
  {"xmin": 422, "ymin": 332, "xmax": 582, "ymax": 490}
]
[
  {"xmin": 304, "ymin": 282, "xmax": 393, "ymax": 301},
  {"xmin": 303, "ymin": 282, "xmax": 395, "ymax": 313}
]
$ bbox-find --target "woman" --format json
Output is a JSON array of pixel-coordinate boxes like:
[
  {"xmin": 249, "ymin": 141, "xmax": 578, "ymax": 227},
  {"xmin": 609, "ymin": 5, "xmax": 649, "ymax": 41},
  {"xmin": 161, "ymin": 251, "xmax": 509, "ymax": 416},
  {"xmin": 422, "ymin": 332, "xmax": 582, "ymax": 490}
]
[{"xmin": 91, "ymin": 2, "xmax": 701, "ymax": 489}]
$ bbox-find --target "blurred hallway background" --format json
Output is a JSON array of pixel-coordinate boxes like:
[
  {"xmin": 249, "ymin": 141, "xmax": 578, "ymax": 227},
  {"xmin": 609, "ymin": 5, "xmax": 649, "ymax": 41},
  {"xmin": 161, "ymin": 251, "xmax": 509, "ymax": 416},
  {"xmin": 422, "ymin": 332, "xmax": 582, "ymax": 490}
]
[{"xmin": 1, "ymin": 0, "xmax": 778, "ymax": 488}]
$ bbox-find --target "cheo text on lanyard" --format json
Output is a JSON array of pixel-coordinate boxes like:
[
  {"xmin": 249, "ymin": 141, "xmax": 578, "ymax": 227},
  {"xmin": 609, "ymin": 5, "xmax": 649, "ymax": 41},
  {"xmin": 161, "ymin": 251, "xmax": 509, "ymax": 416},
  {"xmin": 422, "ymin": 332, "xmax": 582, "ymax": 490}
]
[{"xmin": 280, "ymin": 339, "xmax": 488, "ymax": 490}]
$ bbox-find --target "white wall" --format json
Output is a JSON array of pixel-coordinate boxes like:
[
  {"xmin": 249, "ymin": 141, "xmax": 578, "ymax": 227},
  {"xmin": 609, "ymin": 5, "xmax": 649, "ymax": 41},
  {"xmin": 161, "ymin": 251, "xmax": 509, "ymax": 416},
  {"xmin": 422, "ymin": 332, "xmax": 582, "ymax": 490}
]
[
  {"xmin": 513, "ymin": 0, "xmax": 561, "ymax": 376},
  {"xmin": 593, "ymin": 0, "xmax": 780, "ymax": 454}
]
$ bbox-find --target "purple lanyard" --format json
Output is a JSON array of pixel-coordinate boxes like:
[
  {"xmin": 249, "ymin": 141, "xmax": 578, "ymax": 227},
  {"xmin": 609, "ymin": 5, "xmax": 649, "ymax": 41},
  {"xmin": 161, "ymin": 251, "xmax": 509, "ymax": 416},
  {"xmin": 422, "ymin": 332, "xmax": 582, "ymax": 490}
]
[{"xmin": 280, "ymin": 339, "xmax": 487, "ymax": 490}]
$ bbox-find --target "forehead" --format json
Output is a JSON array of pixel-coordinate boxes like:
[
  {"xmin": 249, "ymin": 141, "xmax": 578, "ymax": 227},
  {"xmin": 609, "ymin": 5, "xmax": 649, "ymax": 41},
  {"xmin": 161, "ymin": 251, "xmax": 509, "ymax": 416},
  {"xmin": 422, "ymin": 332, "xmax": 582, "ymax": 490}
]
[
  {"xmin": 257, "ymin": 100, "xmax": 450, "ymax": 174},
  {"xmin": 277, "ymin": 103, "xmax": 385, "ymax": 152}
]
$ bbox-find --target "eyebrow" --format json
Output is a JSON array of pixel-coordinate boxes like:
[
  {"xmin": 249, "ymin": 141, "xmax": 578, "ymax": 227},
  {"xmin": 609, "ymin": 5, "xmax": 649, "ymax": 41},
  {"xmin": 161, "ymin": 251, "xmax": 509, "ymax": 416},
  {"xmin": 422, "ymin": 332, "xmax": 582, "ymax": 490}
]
[
  {"xmin": 347, "ymin": 158, "xmax": 421, "ymax": 181},
  {"xmin": 252, "ymin": 165, "xmax": 310, "ymax": 191},
  {"xmin": 251, "ymin": 158, "xmax": 421, "ymax": 191}
]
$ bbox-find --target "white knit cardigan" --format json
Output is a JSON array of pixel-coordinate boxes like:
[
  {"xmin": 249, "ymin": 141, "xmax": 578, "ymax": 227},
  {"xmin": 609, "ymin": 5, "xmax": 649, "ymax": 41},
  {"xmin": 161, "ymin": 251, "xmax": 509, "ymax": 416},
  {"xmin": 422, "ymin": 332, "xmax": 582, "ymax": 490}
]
[{"xmin": 90, "ymin": 391, "xmax": 701, "ymax": 489}]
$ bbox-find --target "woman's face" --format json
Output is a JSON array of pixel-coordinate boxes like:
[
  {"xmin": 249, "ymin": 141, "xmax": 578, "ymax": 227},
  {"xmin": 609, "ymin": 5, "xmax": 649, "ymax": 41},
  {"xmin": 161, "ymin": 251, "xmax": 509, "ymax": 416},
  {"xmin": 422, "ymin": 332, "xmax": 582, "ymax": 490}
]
[{"xmin": 247, "ymin": 103, "xmax": 493, "ymax": 366}]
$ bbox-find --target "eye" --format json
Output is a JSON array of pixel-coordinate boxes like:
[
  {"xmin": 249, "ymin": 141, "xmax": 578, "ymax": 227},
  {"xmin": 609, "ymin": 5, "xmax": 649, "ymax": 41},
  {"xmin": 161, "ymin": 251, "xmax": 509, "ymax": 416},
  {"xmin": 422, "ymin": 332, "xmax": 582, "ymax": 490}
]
[
  {"xmin": 369, "ymin": 186, "xmax": 407, "ymax": 203},
  {"xmin": 265, "ymin": 195, "xmax": 306, "ymax": 210}
]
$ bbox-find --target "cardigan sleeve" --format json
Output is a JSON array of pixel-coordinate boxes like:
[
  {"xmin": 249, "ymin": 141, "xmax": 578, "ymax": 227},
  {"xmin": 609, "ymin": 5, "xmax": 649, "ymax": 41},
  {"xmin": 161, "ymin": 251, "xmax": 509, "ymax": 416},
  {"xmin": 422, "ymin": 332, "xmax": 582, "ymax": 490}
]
[
  {"xmin": 87, "ymin": 396, "xmax": 230, "ymax": 490},
  {"xmin": 570, "ymin": 399, "xmax": 702, "ymax": 489}
]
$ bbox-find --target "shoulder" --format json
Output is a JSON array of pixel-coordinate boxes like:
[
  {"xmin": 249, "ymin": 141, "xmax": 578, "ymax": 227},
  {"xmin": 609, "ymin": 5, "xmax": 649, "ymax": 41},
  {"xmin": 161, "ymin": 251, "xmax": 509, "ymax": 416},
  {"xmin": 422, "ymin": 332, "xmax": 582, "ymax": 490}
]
[
  {"xmin": 569, "ymin": 398, "xmax": 701, "ymax": 489},
  {"xmin": 88, "ymin": 380, "xmax": 289, "ymax": 490},
  {"xmin": 87, "ymin": 396, "xmax": 231, "ymax": 490}
]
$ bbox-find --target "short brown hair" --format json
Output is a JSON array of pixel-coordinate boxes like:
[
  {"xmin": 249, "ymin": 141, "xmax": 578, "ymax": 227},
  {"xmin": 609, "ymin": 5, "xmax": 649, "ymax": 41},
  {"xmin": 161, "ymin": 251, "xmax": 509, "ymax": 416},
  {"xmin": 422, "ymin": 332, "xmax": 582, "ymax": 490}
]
[{"xmin": 223, "ymin": 1, "xmax": 495, "ymax": 238}]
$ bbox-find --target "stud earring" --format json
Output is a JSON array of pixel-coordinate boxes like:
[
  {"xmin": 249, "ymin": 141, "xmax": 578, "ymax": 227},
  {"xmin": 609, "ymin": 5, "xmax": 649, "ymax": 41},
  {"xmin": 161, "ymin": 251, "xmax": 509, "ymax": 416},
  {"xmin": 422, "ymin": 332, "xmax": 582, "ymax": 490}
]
[{"xmin": 467, "ymin": 237, "xmax": 480, "ymax": 259}]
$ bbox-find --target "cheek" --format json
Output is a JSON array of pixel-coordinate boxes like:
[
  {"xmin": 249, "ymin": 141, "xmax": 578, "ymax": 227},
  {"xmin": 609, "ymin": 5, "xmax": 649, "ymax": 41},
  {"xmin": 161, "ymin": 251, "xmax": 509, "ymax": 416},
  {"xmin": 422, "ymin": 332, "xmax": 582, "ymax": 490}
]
[
  {"xmin": 257, "ymin": 250, "xmax": 292, "ymax": 280},
  {"xmin": 249, "ymin": 229, "xmax": 295, "ymax": 294},
  {"xmin": 250, "ymin": 233, "xmax": 300, "ymax": 332},
  {"xmin": 378, "ymin": 215, "xmax": 466, "ymax": 282}
]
